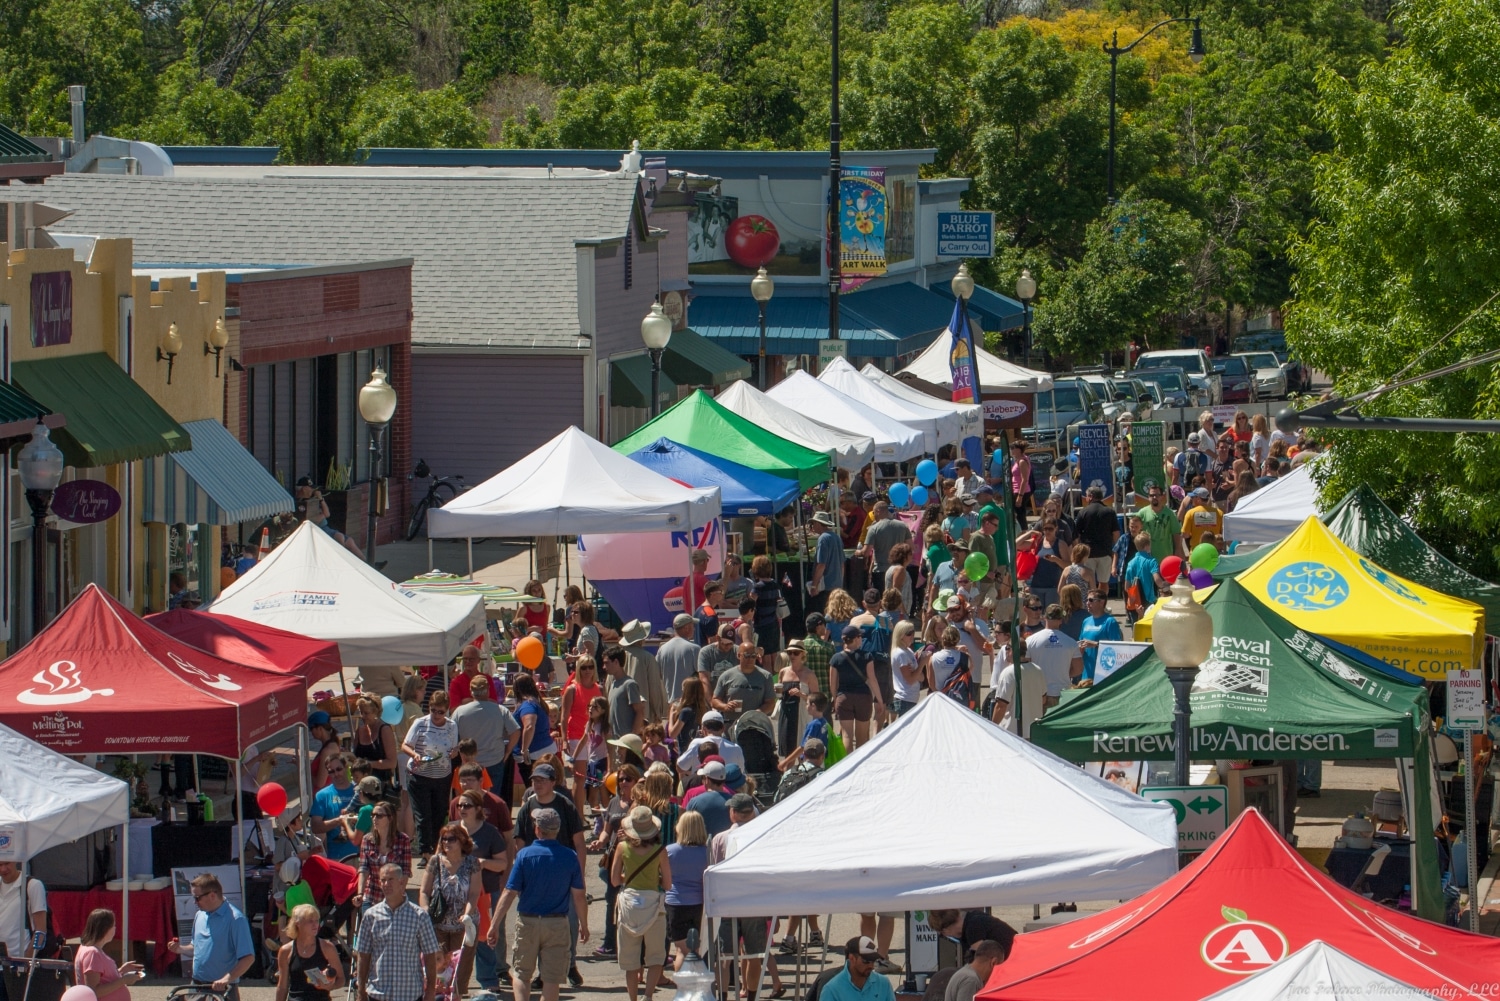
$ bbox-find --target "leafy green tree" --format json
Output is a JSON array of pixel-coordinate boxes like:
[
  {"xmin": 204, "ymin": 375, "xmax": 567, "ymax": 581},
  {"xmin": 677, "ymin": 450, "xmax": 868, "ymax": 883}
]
[
  {"xmin": 1285, "ymin": 0, "xmax": 1500, "ymax": 565},
  {"xmin": 844, "ymin": 3, "xmax": 972, "ymax": 163},
  {"xmin": 0, "ymin": 0, "xmax": 155, "ymax": 135},
  {"xmin": 127, "ymin": 69, "xmax": 256, "ymax": 145},
  {"xmin": 353, "ymin": 78, "xmax": 489, "ymax": 148},
  {"xmin": 502, "ymin": 67, "xmax": 735, "ymax": 148},
  {"xmin": 254, "ymin": 49, "xmax": 365, "ymax": 163},
  {"xmin": 1033, "ymin": 198, "xmax": 1204, "ymax": 360}
]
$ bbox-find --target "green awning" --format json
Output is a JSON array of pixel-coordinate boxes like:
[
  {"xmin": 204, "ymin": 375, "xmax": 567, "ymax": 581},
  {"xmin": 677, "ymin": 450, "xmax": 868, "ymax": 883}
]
[
  {"xmin": 613, "ymin": 389, "xmax": 831, "ymax": 490},
  {"xmin": 0, "ymin": 381, "xmax": 62, "ymax": 441},
  {"xmin": 663, "ymin": 328, "xmax": 751, "ymax": 386},
  {"xmin": 11, "ymin": 352, "xmax": 191, "ymax": 466},
  {"xmin": 611, "ymin": 354, "xmax": 677, "ymax": 410},
  {"xmin": 1031, "ymin": 578, "xmax": 1429, "ymax": 762}
]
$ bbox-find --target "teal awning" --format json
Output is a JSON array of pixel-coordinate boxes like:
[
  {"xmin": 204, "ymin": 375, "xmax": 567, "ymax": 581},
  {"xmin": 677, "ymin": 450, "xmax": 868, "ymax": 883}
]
[
  {"xmin": 663, "ymin": 327, "xmax": 751, "ymax": 386},
  {"xmin": 142, "ymin": 419, "xmax": 294, "ymax": 525}
]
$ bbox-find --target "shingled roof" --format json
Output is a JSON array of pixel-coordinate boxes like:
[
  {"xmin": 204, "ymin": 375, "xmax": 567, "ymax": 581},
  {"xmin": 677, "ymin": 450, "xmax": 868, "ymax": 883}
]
[{"xmin": 42, "ymin": 170, "xmax": 643, "ymax": 350}]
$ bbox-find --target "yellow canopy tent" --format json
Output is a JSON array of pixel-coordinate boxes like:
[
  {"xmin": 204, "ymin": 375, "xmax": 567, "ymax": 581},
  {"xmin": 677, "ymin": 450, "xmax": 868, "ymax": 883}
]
[
  {"xmin": 1131, "ymin": 583, "xmax": 1217, "ymax": 642},
  {"xmin": 1233, "ymin": 516, "xmax": 1484, "ymax": 678}
]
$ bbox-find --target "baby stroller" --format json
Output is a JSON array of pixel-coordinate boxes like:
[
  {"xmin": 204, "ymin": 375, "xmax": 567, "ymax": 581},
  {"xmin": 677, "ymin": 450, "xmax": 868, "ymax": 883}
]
[{"xmin": 733, "ymin": 710, "xmax": 780, "ymax": 807}]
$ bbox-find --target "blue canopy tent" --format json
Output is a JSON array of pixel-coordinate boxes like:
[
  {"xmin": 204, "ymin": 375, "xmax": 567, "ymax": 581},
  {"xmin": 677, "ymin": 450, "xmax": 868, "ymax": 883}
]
[{"xmin": 627, "ymin": 437, "xmax": 800, "ymax": 516}]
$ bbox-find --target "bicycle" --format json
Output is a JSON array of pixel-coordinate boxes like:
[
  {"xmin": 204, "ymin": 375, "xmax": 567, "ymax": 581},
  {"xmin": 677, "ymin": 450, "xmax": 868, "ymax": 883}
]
[{"xmin": 406, "ymin": 460, "xmax": 467, "ymax": 540}]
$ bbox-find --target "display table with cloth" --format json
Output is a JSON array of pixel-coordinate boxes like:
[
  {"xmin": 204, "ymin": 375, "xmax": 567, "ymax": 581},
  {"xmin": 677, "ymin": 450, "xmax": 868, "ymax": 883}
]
[
  {"xmin": 1323, "ymin": 838, "xmax": 1412, "ymax": 906},
  {"xmin": 49, "ymin": 886, "xmax": 177, "ymax": 973}
]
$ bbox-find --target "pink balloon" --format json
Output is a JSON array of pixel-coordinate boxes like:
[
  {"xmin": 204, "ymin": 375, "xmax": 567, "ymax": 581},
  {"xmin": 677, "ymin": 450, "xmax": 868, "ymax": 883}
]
[{"xmin": 62, "ymin": 986, "xmax": 97, "ymax": 1001}]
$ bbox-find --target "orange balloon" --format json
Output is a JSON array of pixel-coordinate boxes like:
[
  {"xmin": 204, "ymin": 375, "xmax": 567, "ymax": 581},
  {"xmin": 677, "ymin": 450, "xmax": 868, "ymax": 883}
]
[
  {"xmin": 515, "ymin": 635, "xmax": 544, "ymax": 670},
  {"xmin": 604, "ymin": 771, "xmax": 618, "ymax": 796}
]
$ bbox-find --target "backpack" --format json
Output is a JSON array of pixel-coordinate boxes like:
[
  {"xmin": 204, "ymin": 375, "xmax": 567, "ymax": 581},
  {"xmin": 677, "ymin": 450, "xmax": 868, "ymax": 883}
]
[
  {"xmin": 940, "ymin": 651, "xmax": 974, "ymax": 708},
  {"xmin": 23, "ymin": 879, "xmax": 61, "ymax": 959},
  {"xmin": 773, "ymin": 763, "xmax": 824, "ymax": 806},
  {"xmin": 1181, "ymin": 448, "xmax": 1207, "ymax": 481}
]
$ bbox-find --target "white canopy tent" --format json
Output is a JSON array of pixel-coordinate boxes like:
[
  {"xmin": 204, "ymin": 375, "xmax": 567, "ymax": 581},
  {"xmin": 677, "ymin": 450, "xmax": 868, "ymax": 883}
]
[
  {"xmin": 211, "ymin": 520, "xmax": 486, "ymax": 666},
  {"xmin": 766, "ymin": 371, "xmax": 925, "ymax": 462},
  {"xmin": 0, "ymin": 722, "xmax": 129, "ymax": 862},
  {"xmin": 1223, "ymin": 460, "xmax": 1320, "ymax": 545},
  {"xmin": 703, "ymin": 695, "xmax": 1178, "ymax": 917},
  {"xmin": 899, "ymin": 335, "xmax": 1054, "ymax": 394},
  {"xmin": 818, "ymin": 356, "xmax": 965, "ymax": 453},
  {"xmin": 860, "ymin": 363, "xmax": 983, "ymax": 440},
  {"xmin": 715, "ymin": 380, "xmax": 875, "ymax": 473},
  {"xmin": 1199, "ymin": 941, "xmax": 1435, "ymax": 1001},
  {"xmin": 427, "ymin": 426, "xmax": 721, "ymax": 538}
]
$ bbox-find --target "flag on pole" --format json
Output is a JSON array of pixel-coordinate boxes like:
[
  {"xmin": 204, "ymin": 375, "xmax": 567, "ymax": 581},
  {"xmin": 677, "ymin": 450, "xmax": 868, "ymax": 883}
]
[
  {"xmin": 947, "ymin": 297, "xmax": 987, "ymax": 475},
  {"xmin": 947, "ymin": 298, "xmax": 981, "ymax": 406}
]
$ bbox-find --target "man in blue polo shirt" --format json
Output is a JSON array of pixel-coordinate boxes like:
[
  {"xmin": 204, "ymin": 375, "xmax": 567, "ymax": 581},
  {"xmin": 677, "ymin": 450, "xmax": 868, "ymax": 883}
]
[
  {"xmin": 167, "ymin": 874, "xmax": 254, "ymax": 1000},
  {"xmin": 488, "ymin": 808, "xmax": 588, "ymax": 1001},
  {"xmin": 821, "ymin": 936, "xmax": 896, "ymax": 1001}
]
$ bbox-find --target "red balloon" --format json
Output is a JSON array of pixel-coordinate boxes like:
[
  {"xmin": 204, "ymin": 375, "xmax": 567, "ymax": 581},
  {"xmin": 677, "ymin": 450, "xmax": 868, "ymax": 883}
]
[
  {"xmin": 1160, "ymin": 555, "xmax": 1184, "ymax": 584},
  {"xmin": 256, "ymin": 781, "xmax": 288, "ymax": 817},
  {"xmin": 515, "ymin": 635, "xmax": 545, "ymax": 670}
]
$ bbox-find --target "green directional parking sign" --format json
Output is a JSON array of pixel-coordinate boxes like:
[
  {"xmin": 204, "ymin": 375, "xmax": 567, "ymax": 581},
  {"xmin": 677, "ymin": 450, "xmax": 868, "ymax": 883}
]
[{"xmin": 1140, "ymin": 785, "xmax": 1228, "ymax": 852}]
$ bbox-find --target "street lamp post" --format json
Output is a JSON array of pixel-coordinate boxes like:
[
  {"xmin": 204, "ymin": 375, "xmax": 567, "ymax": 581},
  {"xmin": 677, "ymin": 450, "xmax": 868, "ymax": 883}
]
[
  {"xmin": 1152, "ymin": 569, "xmax": 1215, "ymax": 785},
  {"xmin": 18, "ymin": 424, "xmax": 65, "ymax": 639},
  {"xmin": 358, "ymin": 367, "xmax": 398, "ymax": 566},
  {"xmin": 1105, "ymin": 19, "xmax": 1204, "ymax": 203},
  {"xmin": 1016, "ymin": 268, "xmax": 1036, "ymax": 369},
  {"xmin": 751, "ymin": 267, "xmax": 775, "ymax": 389},
  {"xmin": 641, "ymin": 302, "xmax": 673, "ymax": 417}
]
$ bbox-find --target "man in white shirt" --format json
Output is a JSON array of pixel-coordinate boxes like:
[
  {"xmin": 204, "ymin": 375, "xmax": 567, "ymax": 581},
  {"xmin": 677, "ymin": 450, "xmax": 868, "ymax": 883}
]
[
  {"xmin": 674, "ymin": 711, "xmax": 744, "ymax": 776},
  {"xmin": 952, "ymin": 458, "xmax": 985, "ymax": 499},
  {"xmin": 1025, "ymin": 605, "xmax": 1083, "ymax": 707},
  {"xmin": 0, "ymin": 861, "xmax": 48, "ymax": 964},
  {"xmin": 991, "ymin": 653, "xmax": 1048, "ymax": 739}
]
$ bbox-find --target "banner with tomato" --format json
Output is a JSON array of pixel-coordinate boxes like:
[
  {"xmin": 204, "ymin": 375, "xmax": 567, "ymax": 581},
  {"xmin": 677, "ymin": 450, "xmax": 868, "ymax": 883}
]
[
  {"xmin": 838, "ymin": 166, "xmax": 887, "ymax": 291},
  {"xmin": 687, "ymin": 181, "xmax": 824, "ymax": 276}
]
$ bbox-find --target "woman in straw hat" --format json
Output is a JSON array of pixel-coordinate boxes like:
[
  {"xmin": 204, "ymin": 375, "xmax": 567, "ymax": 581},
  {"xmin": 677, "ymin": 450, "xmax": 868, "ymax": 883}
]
[{"xmin": 610, "ymin": 805, "xmax": 674, "ymax": 1001}]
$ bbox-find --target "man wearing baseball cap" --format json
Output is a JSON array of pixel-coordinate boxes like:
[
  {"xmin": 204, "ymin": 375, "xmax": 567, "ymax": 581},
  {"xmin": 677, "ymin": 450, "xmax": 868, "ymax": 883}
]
[
  {"xmin": 512, "ymin": 763, "xmax": 586, "ymax": 988},
  {"xmin": 1180, "ymin": 487, "xmax": 1222, "ymax": 549},
  {"xmin": 657, "ymin": 613, "xmax": 701, "ymax": 701},
  {"xmin": 684, "ymin": 761, "xmax": 732, "ymax": 836},
  {"xmin": 820, "ymin": 936, "xmax": 895, "ymax": 1001},
  {"xmin": 674, "ymin": 709, "xmax": 745, "ymax": 776},
  {"xmin": 808, "ymin": 511, "xmax": 843, "ymax": 609}
]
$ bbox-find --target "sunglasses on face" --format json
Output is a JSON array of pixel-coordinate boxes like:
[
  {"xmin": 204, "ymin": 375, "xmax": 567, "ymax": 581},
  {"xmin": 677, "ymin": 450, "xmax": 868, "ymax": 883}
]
[
  {"xmin": 439, "ymin": 836, "xmax": 457, "ymax": 844},
  {"xmin": 459, "ymin": 804, "xmax": 476, "ymax": 811}
]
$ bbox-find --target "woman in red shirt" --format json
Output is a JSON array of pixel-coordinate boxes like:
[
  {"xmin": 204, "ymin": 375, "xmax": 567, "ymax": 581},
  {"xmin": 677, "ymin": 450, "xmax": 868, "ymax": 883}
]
[{"xmin": 560, "ymin": 656, "xmax": 604, "ymax": 810}]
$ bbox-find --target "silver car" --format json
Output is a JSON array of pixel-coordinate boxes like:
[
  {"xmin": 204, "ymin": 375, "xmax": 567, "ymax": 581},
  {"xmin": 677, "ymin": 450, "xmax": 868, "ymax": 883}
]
[
  {"xmin": 1135, "ymin": 349, "xmax": 1223, "ymax": 405},
  {"xmin": 1239, "ymin": 351, "xmax": 1288, "ymax": 400}
]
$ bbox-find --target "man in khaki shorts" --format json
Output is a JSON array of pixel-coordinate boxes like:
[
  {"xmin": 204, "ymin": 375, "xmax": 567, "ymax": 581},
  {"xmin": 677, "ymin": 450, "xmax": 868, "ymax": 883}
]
[{"xmin": 488, "ymin": 808, "xmax": 588, "ymax": 1001}]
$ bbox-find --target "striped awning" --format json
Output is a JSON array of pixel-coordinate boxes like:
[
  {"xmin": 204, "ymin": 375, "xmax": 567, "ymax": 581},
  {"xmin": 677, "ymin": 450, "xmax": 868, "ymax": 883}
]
[{"xmin": 142, "ymin": 419, "xmax": 294, "ymax": 526}]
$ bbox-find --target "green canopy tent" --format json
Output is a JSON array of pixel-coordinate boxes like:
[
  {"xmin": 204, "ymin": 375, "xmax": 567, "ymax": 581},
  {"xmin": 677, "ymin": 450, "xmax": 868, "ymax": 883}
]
[
  {"xmin": 1031, "ymin": 578, "xmax": 1445, "ymax": 921},
  {"xmin": 1214, "ymin": 485, "xmax": 1500, "ymax": 632},
  {"xmin": 613, "ymin": 389, "xmax": 831, "ymax": 490},
  {"xmin": 1323, "ymin": 485, "xmax": 1500, "ymax": 630}
]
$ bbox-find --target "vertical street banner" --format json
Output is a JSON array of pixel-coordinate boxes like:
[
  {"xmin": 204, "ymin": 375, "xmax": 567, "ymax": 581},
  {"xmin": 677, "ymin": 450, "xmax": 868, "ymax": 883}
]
[
  {"xmin": 946, "ymin": 299, "xmax": 985, "ymax": 471},
  {"xmin": 1076, "ymin": 423, "xmax": 1113, "ymax": 498},
  {"xmin": 839, "ymin": 166, "xmax": 886, "ymax": 292},
  {"xmin": 1131, "ymin": 421, "xmax": 1166, "ymax": 497}
]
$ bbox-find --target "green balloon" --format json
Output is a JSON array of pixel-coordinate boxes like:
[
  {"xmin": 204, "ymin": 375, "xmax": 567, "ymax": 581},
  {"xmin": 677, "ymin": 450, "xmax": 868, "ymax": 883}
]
[
  {"xmin": 1190, "ymin": 543, "xmax": 1220, "ymax": 571},
  {"xmin": 963, "ymin": 551, "xmax": 990, "ymax": 580}
]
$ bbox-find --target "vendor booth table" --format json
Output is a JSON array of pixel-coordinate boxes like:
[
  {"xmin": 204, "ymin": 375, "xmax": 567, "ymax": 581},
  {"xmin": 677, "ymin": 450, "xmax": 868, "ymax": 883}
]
[{"xmin": 49, "ymin": 886, "xmax": 177, "ymax": 972}]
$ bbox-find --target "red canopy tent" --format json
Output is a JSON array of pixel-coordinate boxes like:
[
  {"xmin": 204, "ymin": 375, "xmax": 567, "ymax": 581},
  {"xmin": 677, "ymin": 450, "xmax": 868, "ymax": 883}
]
[
  {"xmin": 980, "ymin": 809, "xmax": 1500, "ymax": 1001},
  {"xmin": 0, "ymin": 584, "xmax": 304, "ymax": 757},
  {"xmin": 146, "ymin": 608, "xmax": 342, "ymax": 688}
]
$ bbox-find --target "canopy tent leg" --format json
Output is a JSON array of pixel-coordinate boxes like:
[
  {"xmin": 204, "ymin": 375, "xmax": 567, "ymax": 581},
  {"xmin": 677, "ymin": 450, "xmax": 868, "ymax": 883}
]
[
  {"xmin": 298, "ymin": 726, "xmax": 311, "ymax": 826},
  {"xmin": 427, "ymin": 537, "xmax": 433, "ymax": 571},
  {"xmin": 121, "ymin": 808, "xmax": 130, "ymax": 965},
  {"xmin": 235, "ymin": 757, "xmax": 247, "ymax": 940},
  {"xmin": 337, "ymin": 666, "xmax": 357, "ymax": 736},
  {"xmin": 467, "ymin": 538, "xmax": 474, "ymax": 577}
]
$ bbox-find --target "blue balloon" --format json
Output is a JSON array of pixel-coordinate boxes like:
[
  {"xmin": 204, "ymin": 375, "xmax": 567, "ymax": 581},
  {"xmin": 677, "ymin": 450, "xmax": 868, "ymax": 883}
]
[
  {"xmin": 888, "ymin": 482, "xmax": 910, "ymax": 509},
  {"xmin": 380, "ymin": 695, "xmax": 404, "ymax": 726},
  {"xmin": 911, "ymin": 485, "xmax": 929, "ymax": 507},
  {"xmin": 916, "ymin": 459, "xmax": 939, "ymax": 487}
]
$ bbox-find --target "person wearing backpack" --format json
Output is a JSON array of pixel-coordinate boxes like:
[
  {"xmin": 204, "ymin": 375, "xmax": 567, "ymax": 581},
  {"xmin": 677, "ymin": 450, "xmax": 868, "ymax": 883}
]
[
  {"xmin": 925, "ymin": 626, "xmax": 973, "ymax": 709},
  {"xmin": 0, "ymin": 860, "xmax": 50, "ymax": 973},
  {"xmin": 1122, "ymin": 532, "xmax": 1167, "ymax": 628}
]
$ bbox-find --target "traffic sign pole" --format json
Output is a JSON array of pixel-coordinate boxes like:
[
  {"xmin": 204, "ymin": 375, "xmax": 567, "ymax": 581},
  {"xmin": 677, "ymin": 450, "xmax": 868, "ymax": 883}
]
[{"xmin": 1447, "ymin": 668, "xmax": 1485, "ymax": 932}]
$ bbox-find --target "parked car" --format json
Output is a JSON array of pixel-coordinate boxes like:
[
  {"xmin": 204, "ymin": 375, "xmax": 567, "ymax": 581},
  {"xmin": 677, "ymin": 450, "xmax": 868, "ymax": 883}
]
[
  {"xmin": 1117, "ymin": 377, "xmax": 1156, "ymax": 421},
  {"xmin": 1238, "ymin": 350, "xmax": 1288, "ymax": 400},
  {"xmin": 1127, "ymin": 366, "xmax": 1196, "ymax": 408},
  {"xmin": 1215, "ymin": 354, "xmax": 1258, "ymax": 404},
  {"xmin": 1234, "ymin": 330, "xmax": 1312, "ymax": 393},
  {"xmin": 1135, "ymin": 349, "xmax": 1223, "ymax": 405},
  {"xmin": 1023, "ymin": 377, "xmax": 1106, "ymax": 447}
]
